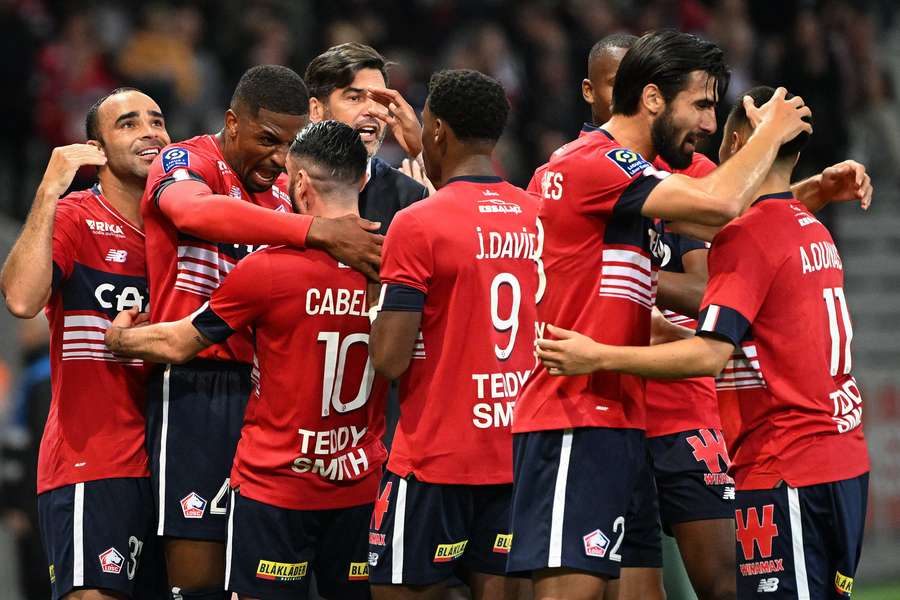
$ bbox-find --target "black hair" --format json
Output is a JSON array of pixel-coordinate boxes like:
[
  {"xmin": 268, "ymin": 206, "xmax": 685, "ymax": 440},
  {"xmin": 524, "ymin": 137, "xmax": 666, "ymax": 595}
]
[
  {"xmin": 588, "ymin": 33, "xmax": 638, "ymax": 66},
  {"xmin": 85, "ymin": 87, "xmax": 141, "ymax": 141},
  {"xmin": 289, "ymin": 120, "xmax": 367, "ymax": 185},
  {"xmin": 230, "ymin": 65, "xmax": 309, "ymax": 117},
  {"xmin": 304, "ymin": 42, "xmax": 389, "ymax": 100},
  {"xmin": 728, "ymin": 86, "xmax": 811, "ymax": 159},
  {"xmin": 611, "ymin": 30, "xmax": 730, "ymax": 116},
  {"xmin": 426, "ymin": 69, "xmax": 509, "ymax": 142}
]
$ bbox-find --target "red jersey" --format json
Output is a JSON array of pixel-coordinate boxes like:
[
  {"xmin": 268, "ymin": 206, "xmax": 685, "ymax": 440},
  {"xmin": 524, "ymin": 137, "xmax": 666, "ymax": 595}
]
[
  {"xmin": 142, "ymin": 134, "xmax": 293, "ymax": 363},
  {"xmin": 696, "ymin": 192, "xmax": 870, "ymax": 489},
  {"xmin": 191, "ymin": 246, "xmax": 387, "ymax": 510},
  {"xmin": 515, "ymin": 129, "xmax": 668, "ymax": 433},
  {"xmin": 645, "ymin": 153, "xmax": 720, "ymax": 437},
  {"xmin": 380, "ymin": 176, "xmax": 539, "ymax": 485},
  {"xmin": 40, "ymin": 186, "xmax": 149, "ymax": 493}
]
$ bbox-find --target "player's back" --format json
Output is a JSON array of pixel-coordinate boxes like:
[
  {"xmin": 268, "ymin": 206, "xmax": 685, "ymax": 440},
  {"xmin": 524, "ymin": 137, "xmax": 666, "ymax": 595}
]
[
  {"xmin": 382, "ymin": 176, "xmax": 539, "ymax": 485},
  {"xmin": 700, "ymin": 193, "xmax": 869, "ymax": 488},
  {"xmin": 216, "ymin": 246, "xmax": 388, "ymax": 510}
]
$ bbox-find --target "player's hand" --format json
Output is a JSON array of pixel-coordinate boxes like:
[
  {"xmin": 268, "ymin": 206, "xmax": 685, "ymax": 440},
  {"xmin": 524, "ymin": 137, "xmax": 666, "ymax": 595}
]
[
  {"xmin": 106, "ymin": 307, "xmax": 142, "ymax": 353},
  {"xmin": 536, "ymin": 324, "xmax": 605, "ymax": 376},
  {"xmin": 399, "ymin": 157, "xmax": 436, "ymax": 194},
  {"xmin": 745, "ymin": 87, "xmax": 813, "ymax": 145},
  {"xmin": 819, "ymin": 160, "xmax": 873, "ymax": 210},
  {"xmin": 650, "ymin": 307, "xmax": 694, "ymax": 345},
  {"xmin": 38, "ymin": 144, "xmax": 107, "ymax": 199},
  {"xmin": 367, "ymin": 87, "xmax": 423, "ymax": 158},
  {"xmin": 307, "ymin": 214, "xmax": 384, "ymax": 281}
]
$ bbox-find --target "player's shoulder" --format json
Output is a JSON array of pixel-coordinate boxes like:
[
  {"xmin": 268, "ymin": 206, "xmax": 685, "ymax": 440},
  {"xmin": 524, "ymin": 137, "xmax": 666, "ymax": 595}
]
[
  {"xmin": 154, "ymin": 135, "xmax": 222, "ymax": 178},
  {"xmin": 553, "ymin": 130, "xmax": 652, "ymax": 184},
  {"xmin": 57, "ymin": 187, "xmax": 96, "ymax": 213},
  {"xmin": 370, "ymin": 156, "xmax": 427, "ymax": 203}
]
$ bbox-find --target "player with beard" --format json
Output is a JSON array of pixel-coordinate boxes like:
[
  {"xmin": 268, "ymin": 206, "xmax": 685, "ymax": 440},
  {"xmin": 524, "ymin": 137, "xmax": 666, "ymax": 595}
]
[
  {"xmin": 536, "ymin": 33, "xmax": 871, "ymax": 600},
  {"xmin": 140, "ymin": 66, "xmax": 382, "ymax": 600},
  {"xmin": 535, "ymin": 85, "xmax": 870, "ymax": 600},
  {"xmin": 507, "ymin": 31, "xmax": 813, "ymax": 600},
  {"xmin": 1, "ymin": 88, "xmax": 169, "ymax": 600},
  {"xmin": 305, "ymin": 42, "xmax": 428, "ymax": 235}
]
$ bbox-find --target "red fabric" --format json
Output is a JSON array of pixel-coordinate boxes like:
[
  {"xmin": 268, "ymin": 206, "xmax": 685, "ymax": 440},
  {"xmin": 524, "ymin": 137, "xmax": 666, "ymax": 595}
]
[
  {"xmin": 381, "ymin": 178, "xmax": 539, "ymax": 484},
  {"xmin": 40, "ymin": 188, "xmax": 149, "ymax": 493},
  {"xmin": 202, "ymin": 247, "xmax": 387, "ymax": 510}
]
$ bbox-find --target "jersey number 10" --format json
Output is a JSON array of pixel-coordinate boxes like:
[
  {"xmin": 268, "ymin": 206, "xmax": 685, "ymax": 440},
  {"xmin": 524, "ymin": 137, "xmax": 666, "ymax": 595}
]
[{"xmin": 318, "ymin": 332, "xmax": 375, "ymax": 417}]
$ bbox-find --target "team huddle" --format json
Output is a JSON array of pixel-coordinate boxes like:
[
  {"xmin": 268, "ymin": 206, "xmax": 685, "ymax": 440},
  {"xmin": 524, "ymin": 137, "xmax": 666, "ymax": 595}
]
[{"xmin": 0, "ymin": 29, "xmax": 874, "ymax": 600}]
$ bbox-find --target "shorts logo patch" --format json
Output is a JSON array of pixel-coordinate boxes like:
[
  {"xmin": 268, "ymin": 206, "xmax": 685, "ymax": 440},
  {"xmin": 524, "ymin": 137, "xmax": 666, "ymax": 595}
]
[
  {"xmin": 757, "ymin": 577, "xmax": 779, "ymax": 593},
  {"xmin": 348, "ymin": 562, "xmax": 369, "ymax": 580},
  {"xmin": 180, "ymin": 492, "xmax": 207, "ymax": 519},
  {"xmin": 686, "ymin": 429, "xmax": 731, "ymax": 474},
  {"xmin": 48, "ymin": 564, "xmax": 55, "ymax": 584},
  {"xmin": 368, "ymin": 551, "xmax": 379, "ymax": 567},
  {"xmin": 433, "ymin": 540, "xmax": 468, "ymax": 562},
  {"xmin": 604, "ymin": 148, "xmax": 651, "ymax": 178},
  {"xmin": 835, "ymin": 571, "xmax": 854, "ymax": 596},
  {"xmin": 98, "ymin": 547, "xmax": 125, "ymax": 574},
  {"xmin": 255, "ymin": 560, "xmax": 308, "ymax": 581},
  {"xmin": 583, "ymin": 529, "xmax": 610, "ymax": 558},
  {"xmin": 493, "ymin": 533, "xmax": 513, "ymax": 554},
  {"xmin": 735, "ymin": 505, "xmax": 778, "ymax": 560},
  {"xmin": 161, "ymin": 147, "xmax": 189, "ymax": 173},
  {"xmin": 369, "ymin": 531, "xmax": 386, "ymax": 546},
  {"xmin": 370, "ymin": 481, "xmax": 392, "ymax": 530}
]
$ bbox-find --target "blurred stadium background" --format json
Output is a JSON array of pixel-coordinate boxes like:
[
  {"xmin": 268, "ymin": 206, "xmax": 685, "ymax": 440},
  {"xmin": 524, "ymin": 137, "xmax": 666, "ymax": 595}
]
[{"xmin": 0, "ymin": 1, "xmax": 898, "ymax": 598}]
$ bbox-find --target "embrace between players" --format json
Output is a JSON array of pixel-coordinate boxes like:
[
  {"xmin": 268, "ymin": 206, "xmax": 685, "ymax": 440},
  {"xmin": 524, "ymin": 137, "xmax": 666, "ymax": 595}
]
[{"xmin": 0, "ymin": 29, "xmax": 874, "ymax": 600}]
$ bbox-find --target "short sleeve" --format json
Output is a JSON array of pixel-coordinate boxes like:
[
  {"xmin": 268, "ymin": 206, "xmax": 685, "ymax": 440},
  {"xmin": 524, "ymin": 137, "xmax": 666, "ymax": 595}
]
[
  {"xmin": 147, "ymin": 145, "xmax": 219, "ymax": 206},
  {"xmin": 51, "ymin": 201, "xmax": 83, "ymax": 291},
  {"xmin": 695, "ymin": 223, "xmax": 776, "ymax": 346},
  {"xmin": 192, "ymin": 251, "xmax": 271, "ymax": 343},
  {"xmin": 380, "ymin": 209, "xmax": 433, "ymax": 295},
  {"xmin": 576, "ymin": 148, "xmax": 670, "ymax": 218},
  {"xmin": 675, "ymin": 233, "xmax": 709, "ymax": 257}
]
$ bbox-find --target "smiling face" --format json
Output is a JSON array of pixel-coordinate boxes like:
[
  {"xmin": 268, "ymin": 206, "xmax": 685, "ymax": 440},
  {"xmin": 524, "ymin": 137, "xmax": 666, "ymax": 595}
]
[
  {"xmin": 311, "ymin": 68, "xmax": 387, "ymax": 157},
  {"xmin": 651, "ymin": 70, "xmax": 719, "ymax": 169},
  {"xmin": 225, "ymin": 107, "xmax": 307, "ymax": 193},
  {"xmin": 93, "ymin": 91, "xmax": 170, "ymax": 181}
]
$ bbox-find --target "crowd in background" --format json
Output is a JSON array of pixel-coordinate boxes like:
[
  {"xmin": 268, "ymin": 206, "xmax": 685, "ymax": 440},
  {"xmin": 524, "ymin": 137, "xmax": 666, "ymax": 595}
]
[{"xmin": 1, "ymin": 0, "xmax": 900, "ymax": 597}]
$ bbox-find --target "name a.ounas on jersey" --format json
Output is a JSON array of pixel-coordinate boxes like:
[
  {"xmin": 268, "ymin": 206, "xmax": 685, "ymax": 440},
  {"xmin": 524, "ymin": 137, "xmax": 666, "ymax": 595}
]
[
  {"xmin": 800, "ymin": 241, "xmax": 843, "ymax": 274},
  {"xmin": 475, "ymin": 227, "xmax": 538, "ymax": 261},
  {"xmin": 95, "ymin": 284, "xmax": 147, "ymax": 312},
  {"xmin": 291, "ymin": 425, "xmax": 370, "ymax": 481},
  {"xmin": 306, "ymin": 287, "xmax": 368, "ymax": 316}
]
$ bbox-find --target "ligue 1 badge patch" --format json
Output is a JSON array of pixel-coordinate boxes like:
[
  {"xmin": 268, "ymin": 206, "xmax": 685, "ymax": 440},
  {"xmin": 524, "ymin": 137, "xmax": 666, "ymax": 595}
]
[
  {"xmin": 605, "ymin": 148, "xmax": 651, "ymax": 177},
  {"xmin": 161, "ymin": 147, "xmax": 190, "ymax": 173}
]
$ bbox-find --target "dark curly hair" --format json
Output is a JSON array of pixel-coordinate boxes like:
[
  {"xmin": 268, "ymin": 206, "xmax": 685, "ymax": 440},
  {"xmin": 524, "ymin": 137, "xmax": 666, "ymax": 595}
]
[
  {"xmin": 728, "ymin": 86, "xmax": 811, "ymax": 160},
  {"xmin": 289, "ymin": 120, "xmax": 367, "ymax": 185},
  {"xmin": 231, "ymin": 65, "xmax": 309, "ymax": 117},
  {"xmin": 426, "ymin": 69, "xmax": 509, "ymax": 142}
]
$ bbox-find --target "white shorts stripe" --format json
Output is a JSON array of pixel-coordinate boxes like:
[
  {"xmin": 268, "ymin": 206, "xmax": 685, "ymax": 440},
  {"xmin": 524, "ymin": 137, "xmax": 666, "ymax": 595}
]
[
  {"xmin": 157, "ymin": 366, "xmax": 171, "ymax": 536},
  {"xmin": 787, "ymin": 487, "xmax": 810, "ymax": 600},
  {"xmin": 391, "ymin": 478, "xmax": 408, "ymax": 584},
  {"xmin": 225, "ymin": 489, "xmax": 236, "ymax": 588},
  {"xmin": 548, "ymin": 429, "xmax": 573, "ymax": 568},
  {"xmin": 73, "ymin": 482, "xmax": 85, "ymax": 587}
]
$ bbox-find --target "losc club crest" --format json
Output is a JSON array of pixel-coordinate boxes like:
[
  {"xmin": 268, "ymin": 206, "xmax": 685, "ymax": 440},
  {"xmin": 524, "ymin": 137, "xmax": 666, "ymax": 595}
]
[
  {"xmin": 583, "ymin": 529, "xmax": 611, "ymax": 558},
  {"xmin": 180, "ymin": 492, "xmax": 207, "ymax": 519},
  {"xmin": 98, "ymin": 547, "xmax": 125, "ymax": 574}
]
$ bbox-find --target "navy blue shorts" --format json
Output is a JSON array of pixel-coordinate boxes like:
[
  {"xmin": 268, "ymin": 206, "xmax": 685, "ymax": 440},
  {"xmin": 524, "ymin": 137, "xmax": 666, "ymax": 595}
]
[
  {"xmin": 145, "ymin": 360, "xmax": 251, "ymax": 541},
  {"xmin": 620, "ymin": 428, "xmax": 736, "ymax": 567},
  {"xmin": 225, "ymin": 490, "xmax": 371, "ymax": 600},
  {"xmin": 368, "ymin": 472, "xmax": 513, "ymax": 586},
  {"xmin": 37, "ymin": 477, "xmax": 153, "ymax": 600},
  {"xmin": 734, "ymin": 473, "xmax": 868, "ymax": 599},
  {"xmin": 508, "ymin": 427, "xmax": 646, "ymax": 578}
]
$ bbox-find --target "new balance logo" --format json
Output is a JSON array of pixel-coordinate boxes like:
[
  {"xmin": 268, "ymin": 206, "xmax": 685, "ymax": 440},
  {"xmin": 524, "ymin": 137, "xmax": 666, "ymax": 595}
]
[
  {"xmin": 105, "ymin": 249, "xmax": 128, "ymax": 263},
  {"xmin": 686, "ymin": 429, "xmax": 730, "ymax": 473},
  {"xmin": 757, "ymin": 578, "xmax": 779, "ymax": 592},
  {"xmin": 735, "ymin": 505, "xmax": 779, "ymax": 560}
]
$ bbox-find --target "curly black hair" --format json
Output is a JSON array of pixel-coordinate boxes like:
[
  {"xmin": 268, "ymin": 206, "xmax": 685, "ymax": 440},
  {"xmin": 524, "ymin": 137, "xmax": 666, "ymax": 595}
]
[
  {"xmin": 231, "ymin": 65, "xmax": 309, "ymax": 117},
  {"xmin": 426, "ymin": 69, "xmax": 509, "ymax": 142},
  {"xmin": 728, "ymin": 86, "xmax": 811, "ymax": 160},
  {"xmin": 289, "ymin": 120, "xmax": 367, "ymax": 185}
]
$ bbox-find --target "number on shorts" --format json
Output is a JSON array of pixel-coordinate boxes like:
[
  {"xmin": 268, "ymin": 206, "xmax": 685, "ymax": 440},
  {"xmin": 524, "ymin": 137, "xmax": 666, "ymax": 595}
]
[
  {"xmin": 318, "ymin": 332, "xmax": 375, "ymax": 417},
  {"xmin": 210, "ymin": 478, "xmax": 229, "ymax": 516},
  {"xmin": 127, "ymin": 535, "xmax": 144, "ymax": 581},
  {"xmin": 609, "ymin": 516, "xmax": 625, "ymax": 563}
]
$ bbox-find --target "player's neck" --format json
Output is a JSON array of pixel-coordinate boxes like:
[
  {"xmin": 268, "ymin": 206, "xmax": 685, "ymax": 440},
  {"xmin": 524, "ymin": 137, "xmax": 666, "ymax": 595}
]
[
  {"xmin": 753, "ymin": 166, "xmax": 793, "ymax": 199},
  {"xmin": 96, "ymin": 172, "xmax": 144, "ymax": 228},
  {"xmin": 312, "ymin": 193, "xmax": 359, "ymax": 220},
  {"xmin": 438, "ymin": 153, "xmax": 496, "ymax": 188},
  {"xmin": 603, "ymin": 114, "xmax": 656, "ymax": 162}
]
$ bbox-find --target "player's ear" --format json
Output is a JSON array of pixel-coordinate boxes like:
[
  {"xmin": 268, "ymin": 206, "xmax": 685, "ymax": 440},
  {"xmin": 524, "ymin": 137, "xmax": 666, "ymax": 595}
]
[
  {"xmin": 296, "ymin": 168, "xmax": 312, "ymax": 213},
  {"xmin": 642, "ymin": 83, "xmax": 664, "ymax": 116},
  {"xmin": 308, "ymin": 97, "xmax": 325, "ymax": 123},
  {"xmin": 582, "ymin": 78, "xmax": 594, "ymax": 104},
  {"xmin": 86, "ymin": 139, "xmax": 103, "ymax": 151},
  {"xmin": 224, "ymin": 109, "xmax": 239, "ymax": 140}
]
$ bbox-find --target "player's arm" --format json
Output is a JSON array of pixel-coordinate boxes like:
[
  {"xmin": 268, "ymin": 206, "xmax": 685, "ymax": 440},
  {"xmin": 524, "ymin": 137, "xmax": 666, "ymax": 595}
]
[
  {"xmin": 1, "ymin": 145, "xmax": 106, "ymax": 318},
  {"xmin": 791, "ymin": 159, "xmax": 873, "ymax": 213},
  {"xmin": 105, "ymin": 308, "xmax": 211, "ymax": 364},
  {"xmin": 655, "ymin": 247, "xmax": 708, "ymax": 318},
  {"xmin": 650, "ymin": 307, "xmax": 695, "ymax": 345},
  {"xmin": 536, "ymin": 323, "xmax": 734, "ymax": 379},
  {"xmin": 642, "ymin": 88, "xmax": 812, "ymax": 226},
  {"xmin": 369, "ymin": 284, "xmax": 424, "ymax": 381},
  {"xmin": 367, "ymin": 87, "xmax": 424, "ymax": 158},
  {"xmin": 157, "ymin": 179, "xmax": 384, "ymax": 280}
]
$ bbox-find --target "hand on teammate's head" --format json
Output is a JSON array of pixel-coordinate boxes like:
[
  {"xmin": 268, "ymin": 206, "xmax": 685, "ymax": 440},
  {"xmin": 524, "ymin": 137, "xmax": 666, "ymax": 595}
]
[{"xmin": 743, "ymin": 86, "xmax": 813, "ymax": 144}]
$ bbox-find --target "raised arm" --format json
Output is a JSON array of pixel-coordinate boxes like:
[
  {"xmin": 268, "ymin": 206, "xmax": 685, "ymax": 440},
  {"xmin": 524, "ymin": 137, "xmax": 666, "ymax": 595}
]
[
  {"xmin": 1, "ymin": 145, "xmax": 106, "ymax": 318},
  {"xmin": 105, "ymin": 307, "xmax": 211, "ymax": 364}
]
